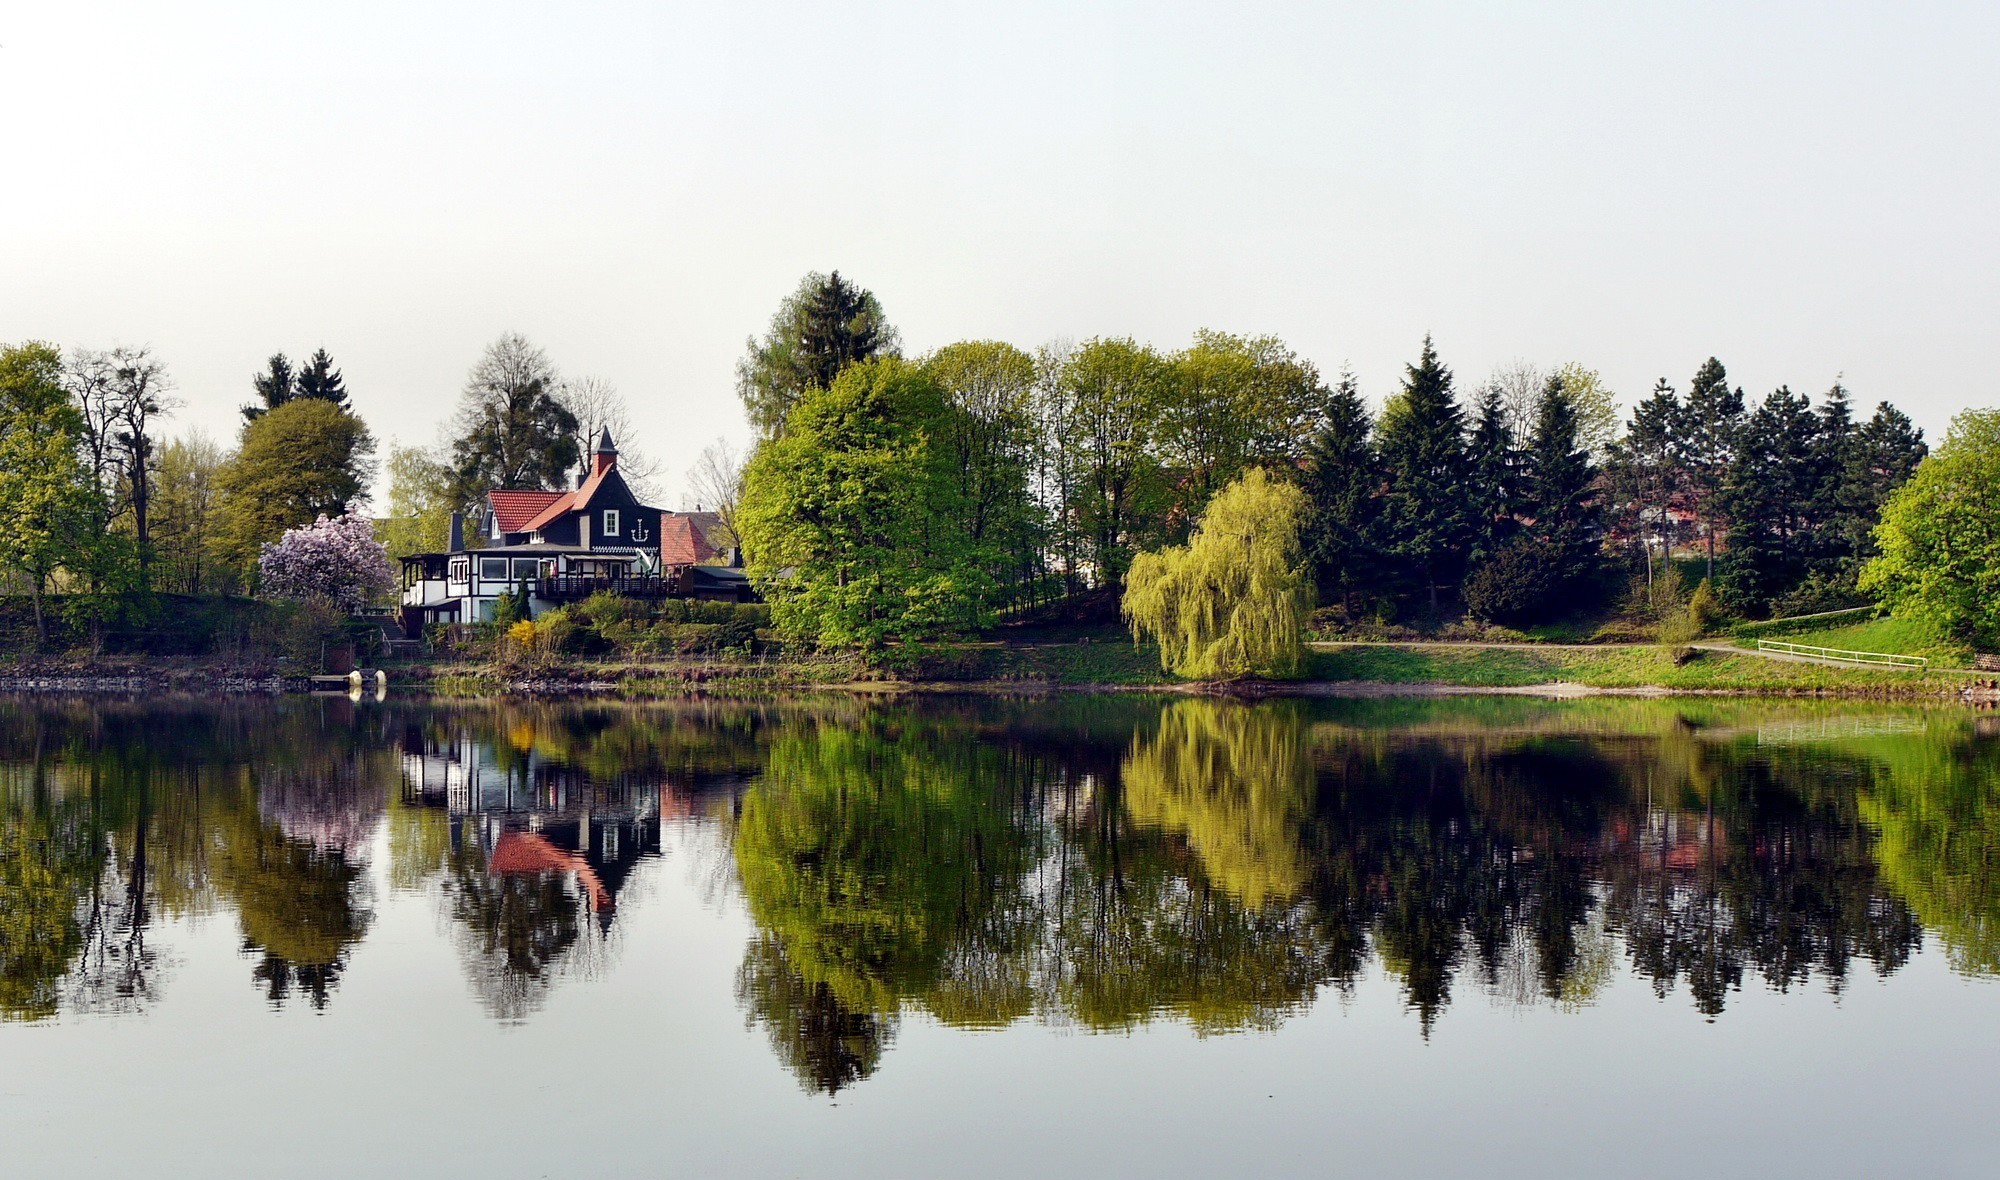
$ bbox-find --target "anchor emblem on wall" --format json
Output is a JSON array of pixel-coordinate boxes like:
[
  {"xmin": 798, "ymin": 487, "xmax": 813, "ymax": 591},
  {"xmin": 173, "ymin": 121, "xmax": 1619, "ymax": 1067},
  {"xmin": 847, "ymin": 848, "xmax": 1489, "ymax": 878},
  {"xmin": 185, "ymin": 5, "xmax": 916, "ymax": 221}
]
[{"xmin": 630, "ymin": 519, "xmax": 651, "ymax": 542}]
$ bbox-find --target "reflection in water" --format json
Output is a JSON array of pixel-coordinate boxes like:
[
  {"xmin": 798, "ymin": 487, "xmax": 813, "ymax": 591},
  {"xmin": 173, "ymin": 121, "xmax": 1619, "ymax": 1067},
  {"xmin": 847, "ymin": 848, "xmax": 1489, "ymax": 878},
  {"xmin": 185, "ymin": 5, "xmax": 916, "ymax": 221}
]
[{"xmin": 1, "ymin": 694, "xmax": 1997, "ymax": 1097}]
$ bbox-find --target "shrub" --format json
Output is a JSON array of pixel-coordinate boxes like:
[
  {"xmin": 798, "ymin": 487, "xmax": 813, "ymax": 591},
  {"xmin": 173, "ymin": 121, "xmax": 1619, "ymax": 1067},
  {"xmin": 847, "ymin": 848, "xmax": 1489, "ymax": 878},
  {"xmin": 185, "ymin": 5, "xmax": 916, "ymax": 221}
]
[
  {"xmin": 1688, "ymin": 578, "xmax": 1721, "ymax": 634},
  {"xmin": 1463, "ymin": 539, "xmax": 1563, "ymax": 627}
]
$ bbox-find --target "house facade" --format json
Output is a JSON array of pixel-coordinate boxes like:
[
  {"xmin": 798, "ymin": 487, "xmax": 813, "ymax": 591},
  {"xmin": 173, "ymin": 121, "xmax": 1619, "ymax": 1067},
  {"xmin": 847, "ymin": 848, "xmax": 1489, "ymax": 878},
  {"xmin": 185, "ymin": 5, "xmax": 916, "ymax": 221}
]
[{"xmin": 398, "ymin": 429, "xmax": 749, "ymax": 635}]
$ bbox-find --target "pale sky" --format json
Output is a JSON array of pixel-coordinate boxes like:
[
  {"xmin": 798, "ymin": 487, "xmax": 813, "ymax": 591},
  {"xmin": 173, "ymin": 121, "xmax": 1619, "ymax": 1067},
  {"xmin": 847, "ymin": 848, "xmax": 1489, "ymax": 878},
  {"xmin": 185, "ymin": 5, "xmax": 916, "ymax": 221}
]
[{"xmin": 4, "ymin": 1, "xmax": 1995, "ymax": 504}]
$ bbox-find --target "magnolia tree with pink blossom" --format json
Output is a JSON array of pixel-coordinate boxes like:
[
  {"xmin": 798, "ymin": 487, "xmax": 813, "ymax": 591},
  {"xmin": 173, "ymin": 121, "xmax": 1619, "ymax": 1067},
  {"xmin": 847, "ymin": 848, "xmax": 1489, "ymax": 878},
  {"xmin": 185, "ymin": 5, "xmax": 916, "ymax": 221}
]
[{"xmin": 258, "ymin": 507, "xmax": 396, "ymax": 610}]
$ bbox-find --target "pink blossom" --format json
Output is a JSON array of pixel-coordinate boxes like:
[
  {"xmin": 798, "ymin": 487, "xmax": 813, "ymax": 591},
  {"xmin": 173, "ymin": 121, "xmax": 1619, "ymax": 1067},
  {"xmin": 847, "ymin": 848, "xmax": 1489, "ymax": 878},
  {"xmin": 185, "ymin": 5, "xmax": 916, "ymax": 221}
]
[{"xmin": 258, "ymin": 506, "xmax": 396, "ymax": 610}]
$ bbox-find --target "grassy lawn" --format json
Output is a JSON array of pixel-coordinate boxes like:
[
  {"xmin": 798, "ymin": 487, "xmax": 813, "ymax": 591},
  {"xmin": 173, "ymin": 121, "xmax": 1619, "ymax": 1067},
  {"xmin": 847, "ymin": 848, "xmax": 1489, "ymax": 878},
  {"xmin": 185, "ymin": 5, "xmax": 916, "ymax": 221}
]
[
  {"xmin": 1306, "ymin": 642, "xmax": 1970, "ymax": 692},
  {"xmin": 1742, "ymin": 615, "xmax": 1974, "ymax": 666}
]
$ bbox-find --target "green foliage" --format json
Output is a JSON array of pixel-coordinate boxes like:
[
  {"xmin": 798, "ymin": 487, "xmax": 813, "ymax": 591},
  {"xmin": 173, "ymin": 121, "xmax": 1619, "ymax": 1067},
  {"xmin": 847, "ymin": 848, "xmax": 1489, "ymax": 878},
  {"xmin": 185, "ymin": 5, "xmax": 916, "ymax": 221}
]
[
  {"xmin": 1686, "ymin": 577, "xmax": 1721, "ymax": 635},
  {"xmin": 1463, "ymin": 538, "xmax": 1564, "ymax": 626},
  {"xmin": 150, "ymin": 434, "xmax": 233, "ymax": 595},
  {"xmin": 737, "ymin": 271, "xmax": 900, "ymax": 440},
  {"xmin": 380, "ymin": 444, "xmax": 456, "ymax": 559},
  {"xmin": 1374, "ymin": 336, "xmax": 1470, "ymax": 613},
  {"xmin": 0, "ymin": 341, "xmax": 114, "ymax": 643},
  {"xmin": 214, "ymin": 397, "xmax": 377, "ymax": 580},
  {"xmin": 1861, "ymin": 409, "xmax": 2000, "ymax": 651},
  {"xmin": 1123, "ymin": 469, "xmax": 1313, "ymax": 679},
  {"xmin": 447, "ymin": 333, "xmax": 580, "ymax": 506},
  {"xmin": 739, "ymin": 359, "xmax": 996, "ymax": 651},
  {"xmin": 1301, "ymin": 369, "xmax": 1382, "ymax": 614}
]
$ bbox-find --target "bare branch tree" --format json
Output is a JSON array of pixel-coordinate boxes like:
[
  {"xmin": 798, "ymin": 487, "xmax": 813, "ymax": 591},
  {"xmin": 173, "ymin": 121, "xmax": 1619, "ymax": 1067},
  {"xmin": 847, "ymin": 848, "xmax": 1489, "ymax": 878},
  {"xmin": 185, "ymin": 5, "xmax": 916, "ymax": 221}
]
[
  {"xmin": 67, "ymin": 346, "xmax": 177, "ymax": 579},
  {"xmin": 684, "ymin": 436, "xmax": 746, "ymax": 546},
  {"xmin": 556, "ymin": 375, "xmax": 663, "ymax": 500},
  {"xmin": 1484, "ymin": 358, "xmax": 1548, "ymax": 440}
]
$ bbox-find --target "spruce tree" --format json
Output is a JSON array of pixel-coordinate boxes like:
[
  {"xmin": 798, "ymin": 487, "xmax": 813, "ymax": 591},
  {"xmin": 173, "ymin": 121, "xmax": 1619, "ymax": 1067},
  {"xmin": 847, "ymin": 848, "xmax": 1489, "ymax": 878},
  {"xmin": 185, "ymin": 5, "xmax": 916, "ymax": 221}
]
[
  {"xmin": 1618, "ymin": 377, "xmax": 1684, "ymax": 585},
  {"xmin": 1846, "ymin": 402, "xmax": 1927, "ymax": 544},
  {"xmin": 1521, "ymin": 374, "xmax": 1603, "ymax": 583},
  {"xmin": 1299, "ymin": 369, "xmax": 1380, "ymax": 617},
  {"xmin": 738, "ymin": 271, "xmax": 898, "ymax": 439},
  {"xmin": 293, "ymin": 348, "xmax": 351, "ymax": 411},
  {"xmin": 243, "ymin": 353, "xmax": 295, "ymax": 422},
  {"xmin": 1807, "ymin": 380, "xmax": 1859, "ymax": 572},
  {"xmin": 1464, "ymin": 381, "xmax": 1519, "ymax": 569},
  {"xmin": 1718, "ymin": 386, "xmax": 1820, "ymax": 611},
  {"xmin": 1682, "ymin": 357, "xmax": 1744, "ymax": 578},
  {"xmin": 1374, "ymin": 336, "xmax": 1470, "ymax": 615}
]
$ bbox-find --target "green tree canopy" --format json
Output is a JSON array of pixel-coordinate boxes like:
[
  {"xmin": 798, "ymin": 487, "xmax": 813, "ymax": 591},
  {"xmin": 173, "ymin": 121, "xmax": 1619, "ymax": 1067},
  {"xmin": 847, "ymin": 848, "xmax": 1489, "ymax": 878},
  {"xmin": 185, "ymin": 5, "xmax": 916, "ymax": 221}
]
[
  {"xmin": 447, "ymin": 333, "xmax": 580, "ymax": 507},
  {"xmin": 0, "ymin": 342, "xmax": 113, "ymax": 642},
  {"xmin": 738, "ymin": 358, "xmax": 992, "ymax": 649},
  {"xmin": 737, "ymin": 271, "xmax": 899, "ymax": 440},
  {"xmin": 380, "ymin": 443, "xmax": 457, "ymax": 559},
  {"xmin": 1123, "ymin": 468, "xmax": 1313, "ymax": 680},
  {"xmin": 1860, "ymin": 408, "xmax": 2000, "ymax": 650},
  {"xmin": 214, "ymin": 397, "xmax": 377, "ymax": 579},
  {"xmin": 1375, "ymin": 336, "xmax": 1471, "ymax": 613}
]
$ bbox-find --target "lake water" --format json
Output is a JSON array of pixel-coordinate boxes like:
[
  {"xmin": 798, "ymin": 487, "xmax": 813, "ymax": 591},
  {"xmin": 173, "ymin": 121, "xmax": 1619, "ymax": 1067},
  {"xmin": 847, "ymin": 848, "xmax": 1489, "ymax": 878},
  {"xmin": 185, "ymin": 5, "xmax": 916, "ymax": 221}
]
[{"xmin": 3, "ymin": 693, "xmax": 1998, "ymax": 1178}]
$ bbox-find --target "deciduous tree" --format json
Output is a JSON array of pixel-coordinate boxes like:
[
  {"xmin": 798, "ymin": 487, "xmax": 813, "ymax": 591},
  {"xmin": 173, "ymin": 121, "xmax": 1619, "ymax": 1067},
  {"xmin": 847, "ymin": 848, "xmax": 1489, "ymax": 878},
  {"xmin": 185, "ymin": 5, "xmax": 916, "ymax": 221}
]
[
  {"xmin": 1860, "ymin": 409, "xmax": 2000, "ymax": 650},
  {"xmin": 1123, "ymin": 468, "xmax": 1313, "ymax": 680}
]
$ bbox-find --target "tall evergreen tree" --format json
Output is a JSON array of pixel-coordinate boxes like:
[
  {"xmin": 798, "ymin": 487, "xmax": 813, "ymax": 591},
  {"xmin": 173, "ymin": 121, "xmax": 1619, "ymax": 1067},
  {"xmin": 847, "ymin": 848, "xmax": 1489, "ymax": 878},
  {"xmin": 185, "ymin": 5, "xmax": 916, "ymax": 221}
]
[
  {"xmin": 1836, "ymin": 401, "xmax": 1927, "ymax": 566},
  {"xmin": 1718, "ymin": 386, "xmax": 1821, "ymax": 611},
  {"xmin": 738, "ymin": 271, "xmax": 900, "ymax": 439},
  {"xmin": 1609, "ymin": 377, "xmax": 1684, "ymax": 586},
  {"xmin": 1463, "ymin": 381, "xmax": 1519, "ymax": 569},
  {"xmin": 1682, "ymin": 357, "xmax": 1745, "ymax": 579},
  {"xmin": 1300, "ymin": 369, "xmax": 1380, "ymax": 616},
  {"xmin": 1806, "ymin": 379, "xmax": 1859, "ymax": 572},
  {"xmin": 292, "ymin": 348, "xmax": 350, "ymax": 411},
  {"xmin": 1520, "ymin": 374, "xmax": 1603, "ymax": 581},
  {"xmin": 244, "ymin": 353, "xmax": 295, "ymax": 422},
  {"xmin": 1375, "ymin": 336, "xmax": 1470, "ymax": 614}
]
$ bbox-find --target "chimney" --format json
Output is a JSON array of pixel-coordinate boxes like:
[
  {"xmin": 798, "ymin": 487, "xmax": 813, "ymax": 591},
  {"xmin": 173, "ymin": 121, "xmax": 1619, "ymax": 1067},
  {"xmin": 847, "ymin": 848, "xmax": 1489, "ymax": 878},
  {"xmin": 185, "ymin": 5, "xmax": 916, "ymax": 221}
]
[
  {"xmin": 448, "ymin": 511, "xmax": 464, "ymax": 552},
  {"xmin": 591, "ymin": 427, "xmax": 618, "ymax": 479}
]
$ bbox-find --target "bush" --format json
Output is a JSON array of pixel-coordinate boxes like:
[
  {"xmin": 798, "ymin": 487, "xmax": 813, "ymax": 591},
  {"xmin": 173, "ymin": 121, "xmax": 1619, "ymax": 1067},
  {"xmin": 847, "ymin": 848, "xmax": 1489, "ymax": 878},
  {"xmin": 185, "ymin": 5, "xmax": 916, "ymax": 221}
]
[
  {"xmin": 1769, "ymin": 569, "xmax": 1867, "ymax": 619},
  {"xmin": 1463, "ymin": 540, "xmax": 1564, "ymax": 627},
  {"xmin": 1688, "ymin": 578, "xmax": 1721, "ymax": 634}
]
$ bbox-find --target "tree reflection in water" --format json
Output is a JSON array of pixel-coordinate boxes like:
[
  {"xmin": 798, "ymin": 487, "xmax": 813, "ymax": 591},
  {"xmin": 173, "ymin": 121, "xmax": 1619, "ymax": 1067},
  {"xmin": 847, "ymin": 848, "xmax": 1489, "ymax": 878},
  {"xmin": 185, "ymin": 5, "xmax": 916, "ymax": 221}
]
[{"xmin": 0, "ymin": 694, "xmax": 1997, "ymax": 1100}]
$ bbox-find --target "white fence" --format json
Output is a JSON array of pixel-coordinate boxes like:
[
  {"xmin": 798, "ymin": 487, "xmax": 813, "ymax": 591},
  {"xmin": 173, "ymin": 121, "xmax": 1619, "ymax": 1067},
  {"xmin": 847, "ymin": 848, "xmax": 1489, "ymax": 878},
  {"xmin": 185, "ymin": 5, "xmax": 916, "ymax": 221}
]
[{"xmin": 1756, "ymin": 639, "xmax": 1928, "ymax": 668}]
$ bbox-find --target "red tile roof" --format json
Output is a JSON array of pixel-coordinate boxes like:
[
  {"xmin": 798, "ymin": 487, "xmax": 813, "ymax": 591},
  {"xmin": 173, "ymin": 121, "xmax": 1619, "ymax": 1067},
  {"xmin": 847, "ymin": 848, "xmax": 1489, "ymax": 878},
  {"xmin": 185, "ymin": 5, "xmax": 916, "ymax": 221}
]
[
  {"xmin": 660, "ymin": 512, "xmax": 723, "ymax": 566},
  {"xmin": 488, "ymin": 830, "xmax": 612, "ymax": 913},
  {"xmin": 487, "ymin": 490, "xmax": 566, "ymax": 534}
]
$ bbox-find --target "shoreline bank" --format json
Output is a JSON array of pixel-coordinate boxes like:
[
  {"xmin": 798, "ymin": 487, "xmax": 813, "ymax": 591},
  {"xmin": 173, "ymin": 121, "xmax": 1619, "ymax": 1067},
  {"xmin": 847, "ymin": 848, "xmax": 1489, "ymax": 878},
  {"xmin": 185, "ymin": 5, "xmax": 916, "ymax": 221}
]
[{"xmin": 2, "ymin": 644, "xmax": 1996, "ymax": 703}]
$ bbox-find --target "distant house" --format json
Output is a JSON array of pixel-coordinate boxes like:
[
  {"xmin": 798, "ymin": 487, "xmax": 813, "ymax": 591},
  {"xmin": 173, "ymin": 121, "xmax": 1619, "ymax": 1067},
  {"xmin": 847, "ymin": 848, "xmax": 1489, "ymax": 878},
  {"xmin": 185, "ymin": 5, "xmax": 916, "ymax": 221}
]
[{"xmin": 398, "ymin": 429, "xmax": 751, "ymax": 634}]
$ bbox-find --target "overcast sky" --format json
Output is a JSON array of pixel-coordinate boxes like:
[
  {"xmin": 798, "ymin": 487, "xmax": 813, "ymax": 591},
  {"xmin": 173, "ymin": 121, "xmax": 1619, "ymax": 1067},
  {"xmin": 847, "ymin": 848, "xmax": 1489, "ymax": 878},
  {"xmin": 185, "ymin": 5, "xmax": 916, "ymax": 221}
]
[{"xmin": 4, "ymin": 0, "xmax": 1995, "ymax": 503}]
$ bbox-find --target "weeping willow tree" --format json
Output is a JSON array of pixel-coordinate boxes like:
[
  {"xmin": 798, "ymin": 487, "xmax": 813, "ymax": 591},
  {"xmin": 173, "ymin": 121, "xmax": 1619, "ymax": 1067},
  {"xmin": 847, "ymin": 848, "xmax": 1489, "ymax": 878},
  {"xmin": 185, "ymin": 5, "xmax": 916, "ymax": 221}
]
[{"xmin": 1122, "ymin": 468, "xmax": 1314, "ymax": 679}]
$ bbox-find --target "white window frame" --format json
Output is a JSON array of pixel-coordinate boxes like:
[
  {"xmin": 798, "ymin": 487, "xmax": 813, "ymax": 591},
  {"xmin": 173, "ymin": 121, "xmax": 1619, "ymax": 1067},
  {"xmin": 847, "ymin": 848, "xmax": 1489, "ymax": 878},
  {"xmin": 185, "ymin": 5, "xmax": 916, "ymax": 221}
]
[
  {"xmin": 602, "ymin": 509, "xmax": 620, "ymax": 538},
  {"xmin": 479, "ymin": 557, "xmax": 508, "ymax": 582},
  {"xmin": 448, "ymin": 558, "xmax": 469, "ymax": 584}
]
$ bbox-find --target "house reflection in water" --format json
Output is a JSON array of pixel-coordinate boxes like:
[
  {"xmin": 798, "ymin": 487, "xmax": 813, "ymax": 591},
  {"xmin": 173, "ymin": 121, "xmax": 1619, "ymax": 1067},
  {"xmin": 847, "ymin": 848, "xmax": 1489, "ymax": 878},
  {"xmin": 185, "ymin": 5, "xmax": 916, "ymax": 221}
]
[{"xmin": 397, "ymin": 730, "xmax": 664, "ymax": 932}]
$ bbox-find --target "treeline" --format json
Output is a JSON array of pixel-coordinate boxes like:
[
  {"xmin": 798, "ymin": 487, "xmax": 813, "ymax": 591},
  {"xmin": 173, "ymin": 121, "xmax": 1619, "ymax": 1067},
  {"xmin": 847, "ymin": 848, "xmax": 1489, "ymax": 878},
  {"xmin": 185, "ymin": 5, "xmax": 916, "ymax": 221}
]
[
  {"xmin": 732, "ymin": 272, "xmax": 1932, "ymax": 647},
  {"xmin": 0, "ymin": 332, "xmax": 667, "ymax": 648}
]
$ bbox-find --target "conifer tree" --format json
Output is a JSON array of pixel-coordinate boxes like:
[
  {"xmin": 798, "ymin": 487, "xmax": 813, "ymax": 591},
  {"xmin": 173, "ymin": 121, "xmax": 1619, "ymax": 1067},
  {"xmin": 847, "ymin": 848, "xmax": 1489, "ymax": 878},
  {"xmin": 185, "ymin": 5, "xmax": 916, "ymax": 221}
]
[
  {"xmin": 1682, "ymin": 357, "xmax": 1744, "ymax": 578},
  {"xmin": 244, "ymin": 353, "xmax": 295, "ymax": 422},
  {"xmin": 1610, "ymin": 377, "xmax": 1684, "ymax": 586},
  {"xmin": 1520, "ymin": 374, "xmax": 1603, "ymax": 580},
  {"xmin": 1718, "ymin": 386, "xmax": 1820, "ymax": 611},
  {"xmin": 1836, "ymin": 401, "xmax": 1927, "ymax": 566},
  {"xmin": 293, "ymin": 348, "xmax": 350, "ymax": 411},
  {"xmin": 1374, "ymin": 336, "xmax": 1470, "ymax": 614},
  {"xmin": 1464, "ymin": 381, "xmax": 1519, "ymax": 569},
  {"xmin": 738, "ymin": 271, "xmax": 900, "ymax": 439},
  {"xmin": 1299, "ymin": 369, "xmax": 1380, "ymax": 617}
]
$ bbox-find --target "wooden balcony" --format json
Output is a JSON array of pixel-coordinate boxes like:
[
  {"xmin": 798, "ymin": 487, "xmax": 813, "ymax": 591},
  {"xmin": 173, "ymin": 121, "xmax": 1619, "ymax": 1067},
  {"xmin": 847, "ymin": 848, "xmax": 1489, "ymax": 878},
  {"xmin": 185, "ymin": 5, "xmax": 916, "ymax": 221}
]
[{"xmin": 536, "ymin": 574, "xmax": 678, "ymax": 602}]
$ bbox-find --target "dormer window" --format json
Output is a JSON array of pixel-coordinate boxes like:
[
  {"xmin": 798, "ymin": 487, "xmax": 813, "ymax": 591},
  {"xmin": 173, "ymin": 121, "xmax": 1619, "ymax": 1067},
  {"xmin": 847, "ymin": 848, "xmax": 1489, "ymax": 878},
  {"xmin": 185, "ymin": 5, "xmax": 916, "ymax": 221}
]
[{"xmin": 602, "ymin": 509, "xmax": 620, "ymax": 538}]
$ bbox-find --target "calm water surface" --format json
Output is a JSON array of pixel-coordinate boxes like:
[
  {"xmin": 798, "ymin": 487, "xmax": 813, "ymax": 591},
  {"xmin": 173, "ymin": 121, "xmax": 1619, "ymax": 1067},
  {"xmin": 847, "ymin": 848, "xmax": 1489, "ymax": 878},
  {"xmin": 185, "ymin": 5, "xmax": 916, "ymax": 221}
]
[{"xmin": 3, "ymin": 693, "xmax": 1999, "ymax": 1177}]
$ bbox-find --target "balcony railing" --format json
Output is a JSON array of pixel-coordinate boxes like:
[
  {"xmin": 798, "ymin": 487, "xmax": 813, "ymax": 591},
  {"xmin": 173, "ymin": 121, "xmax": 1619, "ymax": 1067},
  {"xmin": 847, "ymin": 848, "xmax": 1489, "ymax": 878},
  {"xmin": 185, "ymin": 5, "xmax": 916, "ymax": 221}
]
[{"xmin": 536, "ymin": 574, "xmax": 678, "ymax": 601}]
